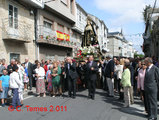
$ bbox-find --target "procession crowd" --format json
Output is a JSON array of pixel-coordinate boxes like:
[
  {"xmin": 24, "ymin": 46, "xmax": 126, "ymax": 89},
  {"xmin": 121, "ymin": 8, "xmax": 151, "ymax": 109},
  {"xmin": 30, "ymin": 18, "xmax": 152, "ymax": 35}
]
[{"xmin": 0, "ymin": 55, "xmax": 158, "ymax": 120}]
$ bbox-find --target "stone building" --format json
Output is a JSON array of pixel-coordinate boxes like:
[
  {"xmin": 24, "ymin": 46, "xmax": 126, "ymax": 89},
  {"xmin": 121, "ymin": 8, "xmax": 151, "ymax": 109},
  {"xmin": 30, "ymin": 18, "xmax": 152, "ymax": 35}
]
[
  {"xmin": 107, "ymin": 31, "xmax": 135, "ymax": 58},
  {"xmin": 0, "ymin": 0, "xmax": 44, "ymax": 63},
  {"xmin": 143, "ymin": 7, "xmax": 159, "ymax": 58},
  {"xmin": 36, "ymin": 0, "xmax": 76, "ymax": 61}
]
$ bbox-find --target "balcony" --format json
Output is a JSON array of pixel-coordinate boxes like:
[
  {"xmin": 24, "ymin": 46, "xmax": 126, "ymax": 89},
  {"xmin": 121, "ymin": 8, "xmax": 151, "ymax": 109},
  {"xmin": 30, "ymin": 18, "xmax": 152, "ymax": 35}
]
[
  {"xmin": 21, "ymin": 0, "xmax": 44, "ymax": 8},
  {"xmin": 2, "ymin": 18, "xmax": 32, "ymax": 43},
  {"xmin": 37, "ymin": 25, "xmax": 74, "ymax": 48},
  {"xmin": 45, "ymin": 0, "xmax": 75, "ymax": 23}
]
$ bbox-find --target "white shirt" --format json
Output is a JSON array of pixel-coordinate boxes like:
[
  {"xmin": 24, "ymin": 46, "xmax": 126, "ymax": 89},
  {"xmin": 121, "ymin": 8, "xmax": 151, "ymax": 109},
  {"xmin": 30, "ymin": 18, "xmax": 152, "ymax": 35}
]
[
  {"xmin": 115, "ymin": 64, "xmax": 123, "ymax": 79},
  {"xmin": 10, "ymin": 72, "xmax": 23, "ymax": 89},
  {"xmin": 67, "ymin": 64, "xmax": 70, "ymax": 70},
  {"xmin": 25, "ymin": 62, "xmax": 28, "ymax": 69},
  {"xmin": 148, "ymin": 64, "xmax": 153, "ymax": 72},
  {"xmin": 107, "ymin": 59, "xmax": 112, "ymax": 64},
  {"xmin": 35, "ymin": 67, "xmax": 45, "ymax": 80}
]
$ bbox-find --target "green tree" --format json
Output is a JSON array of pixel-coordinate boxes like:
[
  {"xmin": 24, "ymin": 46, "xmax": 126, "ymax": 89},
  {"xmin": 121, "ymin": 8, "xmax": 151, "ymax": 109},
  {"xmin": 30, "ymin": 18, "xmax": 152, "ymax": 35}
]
[{"xmin": 134, "ymin": 53, "xmax": 144, "ymax": 58}]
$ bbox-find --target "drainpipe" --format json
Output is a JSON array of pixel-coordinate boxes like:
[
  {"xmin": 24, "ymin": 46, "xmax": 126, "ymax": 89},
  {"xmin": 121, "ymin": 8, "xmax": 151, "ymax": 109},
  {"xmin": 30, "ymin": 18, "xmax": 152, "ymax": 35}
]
[{"xmin": 34, "ymin": 8, "xmax": 39, "ymax": 60}]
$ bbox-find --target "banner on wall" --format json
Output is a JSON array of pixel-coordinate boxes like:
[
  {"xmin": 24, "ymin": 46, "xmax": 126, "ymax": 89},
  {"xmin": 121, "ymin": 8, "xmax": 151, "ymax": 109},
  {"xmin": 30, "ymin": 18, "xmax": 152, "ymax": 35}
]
[{"xmin": 56, "ymin": 31, "xmax": 64, "ymax": 40}]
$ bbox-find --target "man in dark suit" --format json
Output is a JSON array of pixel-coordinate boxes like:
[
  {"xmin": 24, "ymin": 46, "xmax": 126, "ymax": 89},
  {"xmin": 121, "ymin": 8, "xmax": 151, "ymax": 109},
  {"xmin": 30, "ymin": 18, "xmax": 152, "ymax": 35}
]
[
  {"xmin": 105, "ymin": 54, "xmax": 115, "ymax": 97},
  {"xmin": 25, "ymin": 58, "xmax": 33, "ymax": 90},
  {"xmin": 86, "ymin": 55, "xmax": 98, "ymax": 100},
  {"xmin": 99, "ymin": 58, "xmax": 107, "ymax": 90},
  {"xmin": 144, "ymin": 57, "xmax": 159, "ymax": 120},
  {"xmin": 7, "ymin": 59, "xmax": 16, "ymax": 75},
  {"xmin": 64, "ymin": 57, "xmax": 78, "ymax": 99}
]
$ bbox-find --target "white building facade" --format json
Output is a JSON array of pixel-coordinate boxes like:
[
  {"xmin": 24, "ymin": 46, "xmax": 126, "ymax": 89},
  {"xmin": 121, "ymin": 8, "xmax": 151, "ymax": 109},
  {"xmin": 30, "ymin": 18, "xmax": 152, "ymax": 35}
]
[
  {"xmin": 71, "ymin": 3, "xmax": 88, "ymax": 57},
  {"xmin": 107, "ymin": 32, "xmax": 135, "ymax": 58}
]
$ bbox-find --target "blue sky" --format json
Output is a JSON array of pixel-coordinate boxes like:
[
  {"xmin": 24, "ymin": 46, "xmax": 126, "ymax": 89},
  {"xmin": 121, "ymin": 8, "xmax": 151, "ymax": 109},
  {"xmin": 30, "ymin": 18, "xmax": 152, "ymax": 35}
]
[{"xmin": 76, "ymin": 0, "xmax": 156, "ymax": 54}]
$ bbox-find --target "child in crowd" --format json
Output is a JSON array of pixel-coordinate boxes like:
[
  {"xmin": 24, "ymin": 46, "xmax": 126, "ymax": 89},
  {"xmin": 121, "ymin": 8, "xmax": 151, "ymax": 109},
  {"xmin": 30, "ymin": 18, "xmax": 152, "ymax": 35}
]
[
  {"xmin": 10, "ymin": 65, "xmax": 23, "ymax": 109},
  {"xmin": 0, "ymin": 69, "xmax": 10, "ymax": 107}
]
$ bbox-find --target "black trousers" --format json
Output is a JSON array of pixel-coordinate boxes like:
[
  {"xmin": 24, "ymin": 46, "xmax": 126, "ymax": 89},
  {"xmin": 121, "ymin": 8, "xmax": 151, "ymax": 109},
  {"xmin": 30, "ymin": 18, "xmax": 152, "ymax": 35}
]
[
  {"xmin": 28, "ymin": 75, "xmax": 33, "ymax": 90},
  {"xmin": 117, "ymin": 79, "xmax": 124, "ymax": 100},
  {"xmin": 141, "ymin": 90, "xmax": 148, "ymax": 112},
  {"xmin": 61, "ymin": 75, "xmax": 65, "ymax": 92},
  {"xmin": 68, "ymin": 78, "xmax": 76, "ymax": 97},
  {"xmin": 88, "ymin": 80, "xmax": 96, "ymax": 98},
  {"xmin": 145, "ymin": 89, "xmax": 158, "ymax": 119}
]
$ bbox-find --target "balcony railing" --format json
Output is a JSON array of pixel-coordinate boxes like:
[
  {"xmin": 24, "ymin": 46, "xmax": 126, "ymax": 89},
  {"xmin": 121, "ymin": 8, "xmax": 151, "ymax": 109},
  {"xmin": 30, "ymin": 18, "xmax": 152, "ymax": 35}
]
[
  {"xmin": 37, "ymin": 25, "xmax": 79, "ymax": 48},
  {"xmin": 2, "ymin": 18, "xmax": 32, "ymax": 43}
]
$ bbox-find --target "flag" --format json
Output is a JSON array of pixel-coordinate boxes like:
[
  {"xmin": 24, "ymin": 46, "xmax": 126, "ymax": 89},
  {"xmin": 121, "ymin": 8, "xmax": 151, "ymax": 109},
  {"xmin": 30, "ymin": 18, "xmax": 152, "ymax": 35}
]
[
  {"xmin": 56, "ymin": 31, "xmax": 64, "ymax": 41},
  {"xmin": 64, "ymin": 33, "xmax": 70, "ymax": 42}
]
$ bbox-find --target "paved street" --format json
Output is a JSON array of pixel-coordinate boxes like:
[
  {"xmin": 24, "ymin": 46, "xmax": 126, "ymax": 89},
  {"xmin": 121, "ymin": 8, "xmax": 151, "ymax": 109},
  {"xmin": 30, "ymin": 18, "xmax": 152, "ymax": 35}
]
[{"xmin": 0, "ymin": 89, "xmax": 157, "ymax": 120}]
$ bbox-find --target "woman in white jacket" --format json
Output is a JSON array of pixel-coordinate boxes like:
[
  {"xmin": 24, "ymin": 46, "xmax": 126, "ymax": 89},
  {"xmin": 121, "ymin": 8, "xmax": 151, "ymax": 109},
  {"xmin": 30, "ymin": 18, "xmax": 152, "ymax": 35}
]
[
  {"xmin": 115, "ymin": 58, "xmax": 124, "ymax": 100},
  {"xmin": 10, "ymin": 65, "xmax": 23, "ymax": 109},
  {"xmin": 17, "ymin": 61, "xmax": 24, "ymax": 105},
  {"xmin": 35, "ymin": 62, "xmax": 46, "ymax": 97}
]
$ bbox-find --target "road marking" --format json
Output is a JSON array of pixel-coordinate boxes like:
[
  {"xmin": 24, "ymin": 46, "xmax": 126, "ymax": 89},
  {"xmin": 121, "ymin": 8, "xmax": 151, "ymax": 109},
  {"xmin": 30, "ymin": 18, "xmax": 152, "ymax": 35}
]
[{"xmin": 120, "ymin": 116, "xmax": 127, "ymax": 120}]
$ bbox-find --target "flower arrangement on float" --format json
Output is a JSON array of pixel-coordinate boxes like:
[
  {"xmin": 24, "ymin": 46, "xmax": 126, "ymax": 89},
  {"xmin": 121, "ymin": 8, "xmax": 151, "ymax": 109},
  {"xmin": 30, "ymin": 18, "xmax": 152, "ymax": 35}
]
[{"xmin": 74, "ymin": 45, "xmax": 100, "ymax": 61}]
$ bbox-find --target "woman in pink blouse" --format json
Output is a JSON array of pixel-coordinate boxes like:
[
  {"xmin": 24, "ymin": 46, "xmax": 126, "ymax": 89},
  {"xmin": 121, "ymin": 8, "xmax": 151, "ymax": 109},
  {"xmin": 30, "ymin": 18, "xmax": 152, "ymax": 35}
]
[{"xmin": 137, "ymin": 60, "xmax": 147, "ymax": 113}]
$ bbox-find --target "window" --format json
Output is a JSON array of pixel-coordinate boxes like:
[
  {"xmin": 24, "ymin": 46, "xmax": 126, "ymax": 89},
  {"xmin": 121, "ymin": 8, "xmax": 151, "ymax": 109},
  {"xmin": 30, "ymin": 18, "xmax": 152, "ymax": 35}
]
[
  {"xmin": 44, "ymin": 21, "xmax": 52, "ymax": 29},
  {"xmin": 10, "ymin": 53, "xmax": 20, "ymax": 62},
  {"xmin": 70, "ymin": 0, "xmax": 73, "ymax": 14},
  {"xmin": 65, "ymin": 28, "xmax": 70, "ymax": 34},
  {"xmin": 57, "ymin": 24, "xmax": 64, "ymax": 32},
  {"xmin": 79, "ymin": 12, "xmax": 81, "ymax": 21},
  {"xmin": 9, "ymin": 4, "xmax": 18, "ymax": 29}
]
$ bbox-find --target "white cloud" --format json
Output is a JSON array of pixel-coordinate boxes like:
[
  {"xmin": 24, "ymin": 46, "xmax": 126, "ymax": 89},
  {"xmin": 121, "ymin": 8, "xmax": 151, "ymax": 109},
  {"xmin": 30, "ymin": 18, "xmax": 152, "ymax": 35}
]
[
  {"xmin": 94, "ymin": 0, "xmax": 156, "ymax": 53},
  {"xmin": 94, "ymin": 0, "xmax": 155, "ymax": 25}
]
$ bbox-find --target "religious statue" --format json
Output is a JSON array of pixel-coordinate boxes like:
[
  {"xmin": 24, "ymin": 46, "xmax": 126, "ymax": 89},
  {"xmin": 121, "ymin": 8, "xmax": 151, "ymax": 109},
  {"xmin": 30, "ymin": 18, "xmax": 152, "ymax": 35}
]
[{"xmin": 82, "ymin": 20, "xmax": 98, "ymax": 47}]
